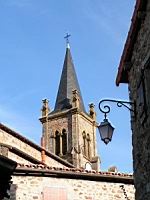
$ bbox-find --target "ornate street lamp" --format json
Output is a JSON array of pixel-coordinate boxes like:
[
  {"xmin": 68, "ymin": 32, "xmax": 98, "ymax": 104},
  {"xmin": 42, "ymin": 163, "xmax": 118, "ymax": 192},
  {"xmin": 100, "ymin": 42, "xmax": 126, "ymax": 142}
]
[
  {"xmin": 98, "ymin": 117, "xmax": 114, "ymax": 145},
  {"xmin": 98, "ymin": 99, "xmax": 135, "ymax": 145}
]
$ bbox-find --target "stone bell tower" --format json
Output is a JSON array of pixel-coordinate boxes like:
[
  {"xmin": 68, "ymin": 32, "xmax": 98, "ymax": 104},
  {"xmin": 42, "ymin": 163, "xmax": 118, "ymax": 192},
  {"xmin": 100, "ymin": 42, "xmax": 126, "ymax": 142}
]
[{"xmin": 40, "ymin": 42, "xmax": 100, "ymax": 170}]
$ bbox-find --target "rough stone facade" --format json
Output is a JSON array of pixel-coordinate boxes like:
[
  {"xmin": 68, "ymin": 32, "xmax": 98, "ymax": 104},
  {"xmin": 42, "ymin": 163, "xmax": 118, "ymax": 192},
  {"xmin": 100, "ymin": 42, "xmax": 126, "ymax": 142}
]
[
  {"xmin": 116, "ymin": 0, "xmax": 150, "ymax": 199},
  {"xmin": 8, "ymin": 174, "xmax": 134, "ymax": 200},
  {"xmin": 128, "ymin": 4, "xmax": 150, "ymax": 198}
]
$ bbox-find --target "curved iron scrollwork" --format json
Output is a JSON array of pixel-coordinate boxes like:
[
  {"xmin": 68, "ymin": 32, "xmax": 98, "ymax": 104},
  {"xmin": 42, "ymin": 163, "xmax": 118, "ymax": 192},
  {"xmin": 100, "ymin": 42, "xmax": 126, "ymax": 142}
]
[
  {"xmin": 120, "ymin": 185, "xmax": 130, "ymax": 200},
  {"xmin": 99, "ymin": 99, "xmax": 135, "ymax": 119}
]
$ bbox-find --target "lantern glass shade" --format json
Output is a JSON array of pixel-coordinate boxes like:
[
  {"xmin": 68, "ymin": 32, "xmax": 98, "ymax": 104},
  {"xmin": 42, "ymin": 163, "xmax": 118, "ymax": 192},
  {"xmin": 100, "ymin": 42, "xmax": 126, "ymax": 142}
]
[{"xmin": 98, "ymin": 119, "xmax": 114, "ymax": 144}]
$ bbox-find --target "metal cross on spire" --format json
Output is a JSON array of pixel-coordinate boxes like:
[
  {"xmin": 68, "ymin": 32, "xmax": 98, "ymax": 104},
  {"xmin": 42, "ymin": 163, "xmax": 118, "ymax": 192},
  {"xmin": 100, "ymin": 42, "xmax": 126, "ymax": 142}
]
[{"xmin": 64, "ymin": 33, "xmax": 71, "ymax": 48}]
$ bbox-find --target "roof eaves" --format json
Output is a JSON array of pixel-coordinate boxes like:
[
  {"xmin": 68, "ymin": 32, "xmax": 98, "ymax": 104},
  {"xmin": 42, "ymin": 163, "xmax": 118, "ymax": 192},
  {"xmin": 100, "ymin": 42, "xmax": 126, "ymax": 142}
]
[
  {"xmin": 0, "ymin": 155, "xmax": 17, "ymax": 172},
  {"xmin": 14, "ymin": 164, "xmax": 134, "ymax": 184},
  {"xmin": 116, "ymin": 0, "xmax": 147, "ymax": 86}
]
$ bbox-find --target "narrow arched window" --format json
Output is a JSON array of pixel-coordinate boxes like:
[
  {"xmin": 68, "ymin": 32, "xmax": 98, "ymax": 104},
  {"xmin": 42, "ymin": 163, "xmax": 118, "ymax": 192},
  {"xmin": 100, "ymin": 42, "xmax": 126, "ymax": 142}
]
[
  {"xmin": 49, "ymin": 128, "xmax": 54, "ymax": 153},
  {"xmin": 62, "ymin": 129, "xmax": 67, "ymax": 155},
  {"xmin": 87, "ymin": 134, "xmax": 91, "ymax": 159},
  {"xmin": 82, "ymin": 131, "xmax": 86, "ymax": 156},
  {"xmin": 55, "ymin": 131, "xmax": 60, "ymax": 156}
]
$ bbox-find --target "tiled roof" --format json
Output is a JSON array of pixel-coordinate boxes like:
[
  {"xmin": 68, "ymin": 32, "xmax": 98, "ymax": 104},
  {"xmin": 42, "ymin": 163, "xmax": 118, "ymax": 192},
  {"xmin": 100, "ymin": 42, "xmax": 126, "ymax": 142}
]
[{"xmin": 16, "ymin": 163, "xmax": 133, "ymax": 178}]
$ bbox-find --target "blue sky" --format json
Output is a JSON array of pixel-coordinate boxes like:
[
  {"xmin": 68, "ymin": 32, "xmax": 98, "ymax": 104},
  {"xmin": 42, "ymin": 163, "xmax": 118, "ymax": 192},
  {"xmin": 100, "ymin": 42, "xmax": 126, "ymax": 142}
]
[{"xmin": 0, "ymin": 0, "xmax": 135, "ymax": 172}]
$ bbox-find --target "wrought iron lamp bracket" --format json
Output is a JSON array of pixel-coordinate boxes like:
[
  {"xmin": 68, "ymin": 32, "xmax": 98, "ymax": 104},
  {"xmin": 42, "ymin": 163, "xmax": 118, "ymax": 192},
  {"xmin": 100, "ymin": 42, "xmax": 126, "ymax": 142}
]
[{"xmin": 99, "ymin": 99, "xmax": 135, "ymax": 119}]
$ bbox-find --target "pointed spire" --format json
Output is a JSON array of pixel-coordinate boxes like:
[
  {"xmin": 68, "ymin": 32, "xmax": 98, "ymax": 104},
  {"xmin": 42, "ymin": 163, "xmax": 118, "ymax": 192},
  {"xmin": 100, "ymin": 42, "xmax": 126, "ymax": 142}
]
[
  {"xmin": 67, "ymin": 42, "xmax": 70, "ymax": 49},
  {"xmin": 53, "ymin": 45, "xmax": 85, "ymax": 113}
]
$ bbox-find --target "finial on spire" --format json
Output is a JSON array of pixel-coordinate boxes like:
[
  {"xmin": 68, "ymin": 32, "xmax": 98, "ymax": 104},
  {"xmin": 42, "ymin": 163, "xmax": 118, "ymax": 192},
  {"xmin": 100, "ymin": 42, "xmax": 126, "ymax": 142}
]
[{"xmin": 64, "ymin": 33, "xmax": 71, "ymax": 49}]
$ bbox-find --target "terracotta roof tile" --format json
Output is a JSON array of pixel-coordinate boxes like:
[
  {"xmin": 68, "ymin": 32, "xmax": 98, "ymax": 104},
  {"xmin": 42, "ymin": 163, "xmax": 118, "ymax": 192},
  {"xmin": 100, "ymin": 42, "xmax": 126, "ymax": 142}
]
[{"xmin": 16, "ymin": 163, "xmax": 133, "ymax": 178}]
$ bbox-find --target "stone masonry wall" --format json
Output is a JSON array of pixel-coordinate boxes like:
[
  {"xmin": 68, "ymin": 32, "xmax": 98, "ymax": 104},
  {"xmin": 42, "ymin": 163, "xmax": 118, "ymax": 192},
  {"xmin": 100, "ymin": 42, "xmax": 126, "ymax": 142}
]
[
  {"xmin": 78, "ymin": 114, "xmax": 97, "ymax": 157},
  {"xmin": 45, "ymin": 110, "xmax": 99, "ymax": 170},
  {"xmin": 78, "ymin": 114, "xmax": 98, "ymax": 169},
  {"xmin": 8, "ymin": 151, "xmax": 32, "ymax": 164},
  {"xmin": 8, "ymin": 175, "xmax": 135, "ymax": 200},
  {"xmin": 0, "ymin": 128, "xmax": 66, "ymax": 167},
  {"xmin": 46, "ymin": 115, "xmax": 69, "ymax": 153},
  {"xmin": 128, "ymin": 1, "xmax": 150, "ymax": 200}
]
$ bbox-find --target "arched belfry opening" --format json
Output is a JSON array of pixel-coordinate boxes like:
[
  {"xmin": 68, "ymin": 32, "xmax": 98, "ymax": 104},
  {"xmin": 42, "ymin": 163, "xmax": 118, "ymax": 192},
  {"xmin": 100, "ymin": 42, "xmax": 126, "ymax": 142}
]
[
  {"xmin": 82, "ymin": 131, "xmax": 86, "ymax": 156},
  {"xmin": 55, "ymin": 131, "xmax": 60, "ymax": 156},
  {"xmin": 87, "ymin": 133, "xmax": 91, "ymax": 159},
  {"xmin": 62, "ymin": 129, "xmax": 67, "ymax": 155}
]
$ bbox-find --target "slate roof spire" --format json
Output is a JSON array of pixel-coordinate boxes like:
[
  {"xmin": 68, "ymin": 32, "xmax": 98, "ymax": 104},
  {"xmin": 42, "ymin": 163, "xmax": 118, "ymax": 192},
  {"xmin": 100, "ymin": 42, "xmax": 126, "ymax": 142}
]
[{"xmin": 53, "ymin": 43, "xmax": 85, "ymax": 113}]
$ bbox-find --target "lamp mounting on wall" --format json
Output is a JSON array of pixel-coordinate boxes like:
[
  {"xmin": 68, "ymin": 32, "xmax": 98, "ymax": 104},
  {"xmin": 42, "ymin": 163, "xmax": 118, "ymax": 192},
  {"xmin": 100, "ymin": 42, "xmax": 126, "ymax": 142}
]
[{"xmin": 98, "ymin": 99, "xmax": 135, "ymax": 145}]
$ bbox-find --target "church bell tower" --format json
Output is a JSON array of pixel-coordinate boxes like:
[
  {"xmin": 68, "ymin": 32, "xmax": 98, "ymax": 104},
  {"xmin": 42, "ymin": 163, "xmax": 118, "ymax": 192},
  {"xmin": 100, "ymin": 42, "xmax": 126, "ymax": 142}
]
[{"xmin": 40, "ymin": 39, "xmax": 100, "ymax": 170}]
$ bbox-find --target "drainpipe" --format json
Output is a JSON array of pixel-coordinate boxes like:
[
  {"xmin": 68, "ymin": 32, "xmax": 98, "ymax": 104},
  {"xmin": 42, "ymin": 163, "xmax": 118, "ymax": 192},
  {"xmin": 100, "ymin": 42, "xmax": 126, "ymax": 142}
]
[{"xmin": 41, "ymin": 137, "xmax": 46, "ymax": 164}]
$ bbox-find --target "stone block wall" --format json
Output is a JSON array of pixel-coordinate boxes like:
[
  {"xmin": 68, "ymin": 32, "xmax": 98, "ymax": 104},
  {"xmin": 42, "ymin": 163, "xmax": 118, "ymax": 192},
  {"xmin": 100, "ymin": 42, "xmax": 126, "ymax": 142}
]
[
  {"xmin": 8, "ymin": 175, "xmax": 135, "ymax": 200},
  {"xmin": 0, "ymin": 127, "xmax": 66, "ymax": 167},
  {"xmin": 0, "ymin": 128, "xmax": 40, "ymax": 160},
  {"xmin": 78, "ymin": 114, "xmax": 99, "ymax": 169},
  {"xmin": 45, "ymin": 114, "xmax": 69, "ymax": 153},
  {"xmin": 127, "ymin": 1, "xmax": 150, "ymax": 199},
  {"xmin": 43, "ymin": 109, "xmax": 99, "ymax": 170},
  {"xmin": 8, "ymin": 152, "xmax": 32, "ymax": 164},
  {"xmin": 78, "ymin": 114, "xmax": 97, "ymax": 157}
]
